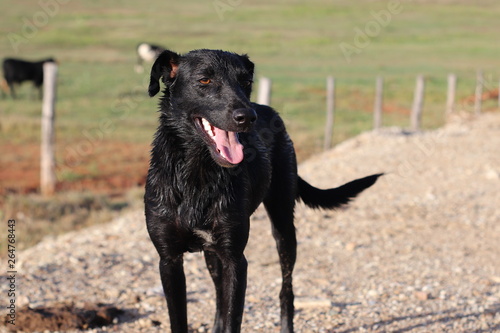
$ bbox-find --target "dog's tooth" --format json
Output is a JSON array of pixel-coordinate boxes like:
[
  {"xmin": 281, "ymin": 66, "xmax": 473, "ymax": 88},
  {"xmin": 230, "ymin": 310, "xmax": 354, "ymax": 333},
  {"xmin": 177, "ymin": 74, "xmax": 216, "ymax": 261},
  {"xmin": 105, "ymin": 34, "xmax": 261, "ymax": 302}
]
[{"xmin": 202, "ymin": 118, "xmax": 213, "ymax": 136}]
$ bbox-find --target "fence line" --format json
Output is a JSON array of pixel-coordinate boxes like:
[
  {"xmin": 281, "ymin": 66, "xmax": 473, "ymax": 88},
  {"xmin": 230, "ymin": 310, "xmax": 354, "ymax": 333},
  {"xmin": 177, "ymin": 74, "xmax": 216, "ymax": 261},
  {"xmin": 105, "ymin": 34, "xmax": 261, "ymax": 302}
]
[
  {"xmin": 258, "ymin": 72, "xmax": 498, "ymax": 153},
  {"xmin": 29, "ymin": 71, "xmax": 498, "ymax": 195}
]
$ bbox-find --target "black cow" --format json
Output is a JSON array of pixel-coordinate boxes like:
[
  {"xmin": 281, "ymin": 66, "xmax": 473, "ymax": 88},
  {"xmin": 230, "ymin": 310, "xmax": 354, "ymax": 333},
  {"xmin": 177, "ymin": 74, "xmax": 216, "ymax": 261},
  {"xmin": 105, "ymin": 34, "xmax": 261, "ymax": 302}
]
[{"xmin": 1, "ymin": 57, "xmax": 56, "ymax": 99}]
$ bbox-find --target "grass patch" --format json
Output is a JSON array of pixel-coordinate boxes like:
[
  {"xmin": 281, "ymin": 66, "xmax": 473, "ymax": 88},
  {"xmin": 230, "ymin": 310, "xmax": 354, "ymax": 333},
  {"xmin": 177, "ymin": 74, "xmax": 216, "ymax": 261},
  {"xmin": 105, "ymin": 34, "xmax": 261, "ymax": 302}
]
[{"xmin": 1, "ymin": 0, "xmax": 499, "ymax": 153}]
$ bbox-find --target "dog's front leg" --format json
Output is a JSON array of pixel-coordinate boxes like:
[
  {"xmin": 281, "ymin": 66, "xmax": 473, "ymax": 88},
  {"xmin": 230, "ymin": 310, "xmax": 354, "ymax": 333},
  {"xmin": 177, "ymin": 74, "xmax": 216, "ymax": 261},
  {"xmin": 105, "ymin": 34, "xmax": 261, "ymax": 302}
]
[
  {"xmin": 159, "ymin": 255, "xmax": 188, "ymax": 333},
  {"xmin": 218, "ymin": 253, "xmax": 248, "ymax": 333},
  {"xmin": 204, "ymin": 251, "xmax": 224, "ymax": 332}
]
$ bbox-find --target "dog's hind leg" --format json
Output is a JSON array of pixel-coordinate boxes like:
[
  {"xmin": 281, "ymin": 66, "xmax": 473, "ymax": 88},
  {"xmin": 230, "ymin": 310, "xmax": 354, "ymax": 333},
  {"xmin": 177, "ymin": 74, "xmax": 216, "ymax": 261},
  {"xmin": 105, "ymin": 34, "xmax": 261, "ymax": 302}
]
[
  {"xmin": 159, "ymin": 255, "xmax": 188, "ymax": 333},
  {"xmin": 264, "ymin": 194, "xmax": 297, "ymax": 333}
]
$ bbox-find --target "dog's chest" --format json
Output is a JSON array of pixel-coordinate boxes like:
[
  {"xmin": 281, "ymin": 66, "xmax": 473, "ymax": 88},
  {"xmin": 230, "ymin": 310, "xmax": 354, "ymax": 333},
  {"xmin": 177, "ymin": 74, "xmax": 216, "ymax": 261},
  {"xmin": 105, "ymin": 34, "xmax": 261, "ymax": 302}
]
[
  {"xmin": 173, "ymin": 192, "xmax": 234, "ymax": 253},
  {"xmin": 171, "ymin": 171, "xmax": 234, "ymax": 225}
]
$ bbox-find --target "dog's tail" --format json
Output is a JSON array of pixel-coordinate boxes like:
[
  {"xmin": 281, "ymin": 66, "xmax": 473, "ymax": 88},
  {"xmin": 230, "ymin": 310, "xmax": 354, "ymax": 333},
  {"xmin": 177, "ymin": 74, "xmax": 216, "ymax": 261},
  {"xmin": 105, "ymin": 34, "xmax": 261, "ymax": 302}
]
[{"xmin": 297, "ymin": 173, "xmax": 383, "ymax": 209}]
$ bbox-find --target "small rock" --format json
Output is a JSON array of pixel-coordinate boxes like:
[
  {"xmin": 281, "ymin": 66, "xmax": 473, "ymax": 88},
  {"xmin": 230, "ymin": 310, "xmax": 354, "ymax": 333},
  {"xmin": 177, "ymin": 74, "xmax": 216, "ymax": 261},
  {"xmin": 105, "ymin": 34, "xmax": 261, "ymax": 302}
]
[
  {"xmin": 489, "ymin": 276, "xmax": 500, "ymax": 284},
  {"xmin": 414, "ymin": 291, "xmax": 432, "ymax": 301},
  {"xmin": 345, "ymin": 242, "xmax": 357, "ymax": 251},
  {"xmin": 246, "ymin": 295, "xmax": 260, "ymax": 303},
  {"xmin": 137, "ymin": 318, "xmax": 152, "ymax": 328},
  {"xmin": 484, "ymin": 168, "xmax": 500, "ymax": 180}
]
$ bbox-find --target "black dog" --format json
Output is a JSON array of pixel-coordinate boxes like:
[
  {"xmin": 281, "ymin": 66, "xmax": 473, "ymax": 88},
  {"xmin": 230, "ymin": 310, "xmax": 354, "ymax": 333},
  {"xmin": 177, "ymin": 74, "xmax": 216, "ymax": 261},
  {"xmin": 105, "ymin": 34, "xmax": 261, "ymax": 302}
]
[{"xmin": 145, "ymin": 49, "xmax": 382, "ymax": 333}]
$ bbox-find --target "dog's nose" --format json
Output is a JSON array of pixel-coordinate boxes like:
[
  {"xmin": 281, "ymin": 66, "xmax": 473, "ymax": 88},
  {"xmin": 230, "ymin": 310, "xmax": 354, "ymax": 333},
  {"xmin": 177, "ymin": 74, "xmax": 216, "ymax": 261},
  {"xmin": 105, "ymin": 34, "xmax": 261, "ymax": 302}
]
[{"xmin": 233, "ymin": 108, "xmax": 257, "ymax": 128}]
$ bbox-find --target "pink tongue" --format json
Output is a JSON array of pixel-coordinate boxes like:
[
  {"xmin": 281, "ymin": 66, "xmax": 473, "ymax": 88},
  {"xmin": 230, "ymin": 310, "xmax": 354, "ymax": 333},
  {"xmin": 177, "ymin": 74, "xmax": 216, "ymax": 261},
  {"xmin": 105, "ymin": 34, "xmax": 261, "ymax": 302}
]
[{"xmin": 213, "ymin": 127, "xmax": 244, "ymax": 164}]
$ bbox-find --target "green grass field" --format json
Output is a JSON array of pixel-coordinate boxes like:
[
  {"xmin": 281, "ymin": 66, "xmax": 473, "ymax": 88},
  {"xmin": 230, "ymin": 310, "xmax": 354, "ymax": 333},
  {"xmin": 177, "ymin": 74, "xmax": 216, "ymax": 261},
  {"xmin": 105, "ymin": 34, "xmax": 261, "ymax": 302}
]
[
  {"xmin": 1, "ymin": 0, "xmax": 500, "ymax": 252},
  {"xmin": 1, "ymin": 0, "xmax": 499, "ymax": 157}
]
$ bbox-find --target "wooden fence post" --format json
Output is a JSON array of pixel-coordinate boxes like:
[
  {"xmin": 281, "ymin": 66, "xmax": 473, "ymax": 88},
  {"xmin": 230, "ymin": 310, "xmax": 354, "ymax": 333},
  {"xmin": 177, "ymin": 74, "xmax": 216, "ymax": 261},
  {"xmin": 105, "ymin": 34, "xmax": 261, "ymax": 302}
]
[
  {"xmin": 257, "ymin": 77, "xmax": 272, "ymax": 106},
  {"xmin": 411, "ymin": 74, "xmax": 425, "ymax": 131},
  {"xmin": 373, "ymin": 76, "xmax": 383, "ymax": 129},
  {"xmin": 446, "ymin": 73, "xmax": 456, "ymax": 115},
  {"xmin": 41, "ymin": 62, "xmax": 58, "ymax": 196},
  {"xmin": 474, "ymin": 70, "xmax": 483, "ymax": 115},
  {"xmin": 324, "ymin": 76, "xmax": 335, "ymax": 150}
]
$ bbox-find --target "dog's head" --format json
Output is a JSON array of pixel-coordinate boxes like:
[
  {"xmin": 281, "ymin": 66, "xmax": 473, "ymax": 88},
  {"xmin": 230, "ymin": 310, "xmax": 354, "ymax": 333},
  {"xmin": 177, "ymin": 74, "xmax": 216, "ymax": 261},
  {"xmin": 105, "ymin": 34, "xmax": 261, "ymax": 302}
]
[{"xmin": 149, "ymin": 49, "xmax": 257, "ymax": 168}]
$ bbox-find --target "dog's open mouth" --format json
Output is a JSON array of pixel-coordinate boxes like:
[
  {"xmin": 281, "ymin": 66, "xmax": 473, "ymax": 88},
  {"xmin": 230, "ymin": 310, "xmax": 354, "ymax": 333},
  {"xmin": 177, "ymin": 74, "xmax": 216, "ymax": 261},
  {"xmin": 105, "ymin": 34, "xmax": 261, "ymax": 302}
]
[{"xmin": 195, "ymin": 117, "xmax": 244, "ymax": 166}]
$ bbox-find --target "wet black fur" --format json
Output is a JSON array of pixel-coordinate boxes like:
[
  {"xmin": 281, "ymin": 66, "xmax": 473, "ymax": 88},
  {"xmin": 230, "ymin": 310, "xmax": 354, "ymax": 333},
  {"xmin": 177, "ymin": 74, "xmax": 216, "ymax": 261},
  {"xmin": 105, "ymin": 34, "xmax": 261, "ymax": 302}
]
[{"xmin": 145, "ymin": 49, "xmax": 382, "ymax": 333}]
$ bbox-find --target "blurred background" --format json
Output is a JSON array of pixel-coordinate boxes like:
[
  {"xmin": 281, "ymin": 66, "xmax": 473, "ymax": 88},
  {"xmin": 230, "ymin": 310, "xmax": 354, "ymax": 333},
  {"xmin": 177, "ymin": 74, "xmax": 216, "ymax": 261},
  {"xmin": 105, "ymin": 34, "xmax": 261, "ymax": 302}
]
[{"xmin": 1, "ymin": 0, "xmax": 499, "ymax": 252}]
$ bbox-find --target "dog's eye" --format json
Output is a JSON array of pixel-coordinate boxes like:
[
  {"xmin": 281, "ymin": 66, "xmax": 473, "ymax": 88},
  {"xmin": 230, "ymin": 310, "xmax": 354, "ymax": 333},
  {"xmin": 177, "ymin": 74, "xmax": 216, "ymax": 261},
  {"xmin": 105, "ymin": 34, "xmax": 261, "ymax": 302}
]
[{"xmin": 199, "ymin": 78, "xmax": 211, "ymax": 85}]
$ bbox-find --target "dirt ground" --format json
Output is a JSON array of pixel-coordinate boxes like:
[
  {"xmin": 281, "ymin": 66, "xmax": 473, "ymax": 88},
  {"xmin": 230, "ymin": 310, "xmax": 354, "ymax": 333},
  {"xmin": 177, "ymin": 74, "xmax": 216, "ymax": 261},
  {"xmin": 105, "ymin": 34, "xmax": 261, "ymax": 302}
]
[{"xmin": 3, "ymin": 303, "xmax": 123, "ymax": 332}]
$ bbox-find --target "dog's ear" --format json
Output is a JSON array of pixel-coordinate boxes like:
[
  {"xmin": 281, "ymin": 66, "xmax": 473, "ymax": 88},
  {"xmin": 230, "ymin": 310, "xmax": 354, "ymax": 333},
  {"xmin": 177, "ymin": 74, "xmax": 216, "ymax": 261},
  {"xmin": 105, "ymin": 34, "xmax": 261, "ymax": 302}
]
[
  {"xmin": 148, "ymin": 50, "xmax": 180, "ymax": 97},
  {"xmin": 239, "ymin": 54, "xmax": 254, "ymax": 76}
]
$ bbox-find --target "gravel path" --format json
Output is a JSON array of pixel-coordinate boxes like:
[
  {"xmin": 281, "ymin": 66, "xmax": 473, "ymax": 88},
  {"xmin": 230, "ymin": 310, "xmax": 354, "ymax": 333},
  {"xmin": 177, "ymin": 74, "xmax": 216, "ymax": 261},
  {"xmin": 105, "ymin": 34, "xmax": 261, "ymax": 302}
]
[{"xmin": 1, "ymin": 112, "xmax": 499, "ymax": 332}]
